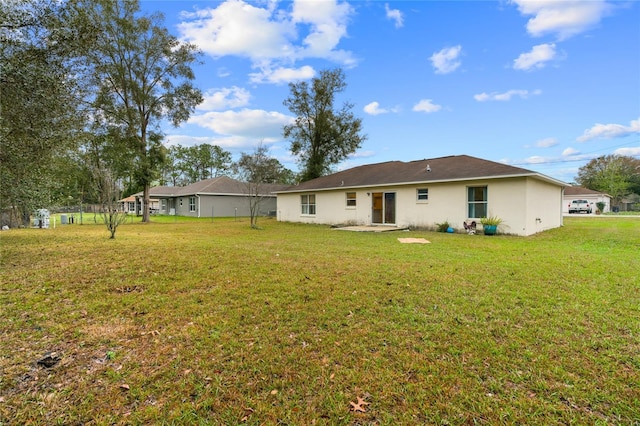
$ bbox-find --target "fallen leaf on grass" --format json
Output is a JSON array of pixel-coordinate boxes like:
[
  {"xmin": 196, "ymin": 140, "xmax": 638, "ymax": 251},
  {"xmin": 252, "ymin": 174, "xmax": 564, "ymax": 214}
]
[
  {"xmin": 119, "ymin": 384, "xmax": 130, "ymax": 391},
  {"xmin": 240, "ymin": 406, "xmax": 254, "ymax": 422},
  {"xmin": 349, "ymin": 396, "xmax": 369, "ymax": 413}
]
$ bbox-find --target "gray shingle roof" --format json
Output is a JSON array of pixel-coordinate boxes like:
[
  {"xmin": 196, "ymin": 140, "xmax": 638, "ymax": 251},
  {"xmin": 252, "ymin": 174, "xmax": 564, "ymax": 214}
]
[
  {"xmin": 277, "ymin": 155, "xmax": 566, "ymax": 193},
  {"xmin": 140, "ymin": 176, "xmax": 289, "ymax": 197},
  {"xmin": 564, "ymin": 186, "xmax": 608, "ymax": 196}
]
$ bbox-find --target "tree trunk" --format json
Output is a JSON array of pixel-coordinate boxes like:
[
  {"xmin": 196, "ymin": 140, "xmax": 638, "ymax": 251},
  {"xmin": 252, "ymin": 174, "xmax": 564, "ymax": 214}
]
[{"xmin": 142, "ymin": 182, "xmax": 150, "ymax": 222}]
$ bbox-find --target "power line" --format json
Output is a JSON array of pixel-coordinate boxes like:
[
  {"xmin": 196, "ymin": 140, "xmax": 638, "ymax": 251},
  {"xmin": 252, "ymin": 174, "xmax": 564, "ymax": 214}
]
[{"xmin": 510, "ymin": 140, "xmax": 640, "ymax": 167}]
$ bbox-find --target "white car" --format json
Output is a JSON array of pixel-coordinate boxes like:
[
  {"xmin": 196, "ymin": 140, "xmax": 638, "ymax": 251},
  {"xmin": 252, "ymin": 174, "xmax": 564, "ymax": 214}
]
[{"xmin": 569, "ymin": 199, "xmax": 592, "ymax": 214}]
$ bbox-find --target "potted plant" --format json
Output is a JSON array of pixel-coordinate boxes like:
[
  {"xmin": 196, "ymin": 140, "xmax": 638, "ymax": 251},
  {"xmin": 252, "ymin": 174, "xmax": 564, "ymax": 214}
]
[
  {"xmin": 435, "ymin": 220, "xmax": 451, "ymax": 232},
  {"xmin": 480, "ymin": 215, "xmax": 503, "ymax": 235},
  {"xmin": 596, "ymin": 202, "xmax": 605, "ymax": 215}
]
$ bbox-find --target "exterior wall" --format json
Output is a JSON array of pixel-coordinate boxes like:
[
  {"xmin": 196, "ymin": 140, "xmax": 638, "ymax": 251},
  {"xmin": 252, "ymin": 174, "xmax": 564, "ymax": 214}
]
[
  {"xmin": 165, "ymin": 195, "xmax": 277, "ymax": 218},
  {"xmin": 277, "ymin": 177, "xmax": 564, "ymax": 236},
  {"xmin": 523, "ymin": 178, "xmax": 564, "ymax": 235}
]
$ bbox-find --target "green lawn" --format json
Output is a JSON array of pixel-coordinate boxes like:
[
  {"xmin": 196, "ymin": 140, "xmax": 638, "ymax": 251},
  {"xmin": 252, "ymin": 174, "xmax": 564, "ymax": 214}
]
[{"xmin": 1, "ymin": 217, "xmax": 639, "ymax": 425}]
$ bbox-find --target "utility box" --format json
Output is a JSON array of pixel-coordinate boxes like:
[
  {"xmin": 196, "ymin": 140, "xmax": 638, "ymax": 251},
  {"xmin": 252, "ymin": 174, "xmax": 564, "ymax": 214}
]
[
  {"xmin": 33, "ymin": 209, "xmax": 50, "ymax": 229},
  {"xmin": 61, "ymin": 214, "xmax": 68, "ymax": 224}
]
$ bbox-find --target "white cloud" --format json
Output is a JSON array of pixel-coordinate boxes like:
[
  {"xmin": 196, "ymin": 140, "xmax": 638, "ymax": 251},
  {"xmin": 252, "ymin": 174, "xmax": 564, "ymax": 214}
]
[
  {"xmin": 364, "ymin": 102, "xmax": 388, "ymax": 115},
  {"xmin": 614, "ymin": 147, "xmax": 640, "ymax": 156},
  {"xmin": 535, "ymin": 137, "xmax": 559, "ymax": 148},
  {"xmin": 412, "ymin": 99, "xmax": 441, "ymax": 113},
  {"xmin": 165, "ymin": 134, "xmax": 219, "ymax": 147},
  {"xmin": 474, "ymin": 89, "xmax": 541, "ymax": 102},
  {"xmin": 178, "ymin": 1, "xmax": 295, "ymax": 60},
  {"xmin": 510, "ymin": 0, "xmax": 611, "ymax": 40},
  {"xmin": 188, "ymin": 109, "xmax": 293, "ymax": 140},
  {"xmin": 164, "ymin": 134, "xmax": 259, "ymax": 150},
  {"xmin": 290, "ymin": 0, "xmax": 354, "ymax": 62},
  {"xmin": 177, "ymin": 0, "xmax": 356, "ymax": 81},
  {"xmin": 349, "ymin": 150, "xmax": 376, "ymax": 159},
  {"xmin": 523, "ymin": 155, "xmax": 548, "ymax": 164},
  {"xmin": 430, "ymin": 45, "xmax": 462, "ymax": 74},
  {"xmin": 385, "ymin": 3, "xmax": 404, "ymax": 28},
  {"xmin": 562, "ymin": 147, "xmax": 580, "ymax": 156},
  {"xmin": 197, "ymin": 86, "xmax": 251, "ymax": 111},
  {"xmin": 249, "ymin": 65, "xmax": 316, "ymax": 84},
  {"xmin": 577, "ymin": 117, "xmax": 640, "ymax": 142},
  {"xmin": 513, "ymin": 43, "xmax": 557, "ymax": 71}
]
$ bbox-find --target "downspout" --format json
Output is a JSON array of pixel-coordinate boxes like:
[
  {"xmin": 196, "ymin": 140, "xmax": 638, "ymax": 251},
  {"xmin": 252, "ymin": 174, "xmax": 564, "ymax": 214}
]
[
  {"xmin": 197, "ymin": 194, "xmax": 201, "ymax": 218},
  {"xmin": 560, "ymin": 186, "xmax": 565, "ymax": 227}
]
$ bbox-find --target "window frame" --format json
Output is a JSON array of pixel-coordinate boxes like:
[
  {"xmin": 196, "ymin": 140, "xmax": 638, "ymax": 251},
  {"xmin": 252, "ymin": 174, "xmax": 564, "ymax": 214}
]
[
  {"xmin": 189, "ymin": 196, "xmax": 196, "ymax": 212},
  {"xmin": 301, "ymin": 194, "xmax": 316, "ymax": 215},
  {"xmin": 416, "ymin": 188, "xmax": 429, "ymax": 202},
  {"xmin": 467, "ymin": 186, "xmax": 488, "ymax": 218},
  {"xmin": 346, "ymin": 191, "xmax": 357, "ymax": 208}
]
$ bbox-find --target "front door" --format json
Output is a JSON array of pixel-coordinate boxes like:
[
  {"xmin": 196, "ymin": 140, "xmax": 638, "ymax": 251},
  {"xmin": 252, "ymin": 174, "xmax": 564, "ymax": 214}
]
[{"xmin": 372, "ymin": 192, "xmax": 396, "ymax": 224}]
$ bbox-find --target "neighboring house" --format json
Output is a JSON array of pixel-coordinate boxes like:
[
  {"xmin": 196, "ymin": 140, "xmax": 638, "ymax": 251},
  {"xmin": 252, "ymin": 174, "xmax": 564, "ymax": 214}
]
[
  {"xmin": 119, "ymin": 195, "xmax": 159, "ymax": 215},
  {"xmin": 132, "ymin": 176, "xmax": 288, "ymax": 218},
  {"xmin": 563, "ymin": 186, "xmax": 611, "ymax": 214},
  {"xmin": 275, "ymin": 155, "xmax": 567, "ymax": 236}
]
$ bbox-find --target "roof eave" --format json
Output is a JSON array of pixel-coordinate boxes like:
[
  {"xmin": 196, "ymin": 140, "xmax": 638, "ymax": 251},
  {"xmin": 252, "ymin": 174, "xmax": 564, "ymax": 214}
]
[{"xmin": 275, "ymin": 173, "xmax": 567, "ymax": 193}]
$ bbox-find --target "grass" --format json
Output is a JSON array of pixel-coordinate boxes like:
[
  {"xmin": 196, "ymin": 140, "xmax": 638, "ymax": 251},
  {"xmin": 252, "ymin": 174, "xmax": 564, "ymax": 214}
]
[{"xmin": 1, "ymin": 216, "xmax": 639, "ymax": 425}]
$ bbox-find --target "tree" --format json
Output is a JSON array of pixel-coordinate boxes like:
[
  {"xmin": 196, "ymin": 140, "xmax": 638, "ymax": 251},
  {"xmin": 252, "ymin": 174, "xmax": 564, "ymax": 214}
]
[
  {"xmin": 161, "ymin": 145, "xmax": 187, "ymax": 186},
  {"xmin": 576, "ymin": 155, "xmax": 640, "ymax": 207},
  {"xmin": 183, "ymin": 144, "xmax": 232, "ymax": 183},
  {"xmin": 234, "ymin": 144, "xmax": 288, "ymax": 228},
  {"xmin": 283, "ymin": 68, "xmax": 367, "ymax": 182},
  {"xmin": 78, "ymin": 0, "xmax": 202, "ymax": 222},
  {"xmin": 0, "ymin": 0, "xmax": 85, "ymax": 226},
  {"xmin": 91, "ymin": 165, "xmax": 129, "ymax": 239},
  {"xmin": 161, "ymin": 144, "xmax": 232, "ymax": 186}
]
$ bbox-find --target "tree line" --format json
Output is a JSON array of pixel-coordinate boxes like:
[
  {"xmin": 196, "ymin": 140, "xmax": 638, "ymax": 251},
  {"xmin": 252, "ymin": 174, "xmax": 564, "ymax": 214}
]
[{"xmin": 1, "ymin": 0, "xmax": 367, "ymax": 229}]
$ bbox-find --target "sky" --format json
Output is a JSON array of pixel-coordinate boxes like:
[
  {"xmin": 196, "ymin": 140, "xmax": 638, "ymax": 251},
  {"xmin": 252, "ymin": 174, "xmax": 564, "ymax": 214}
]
[{"xmin": 140, "ymin": 0, "xmax": 640, "ymax": 183}]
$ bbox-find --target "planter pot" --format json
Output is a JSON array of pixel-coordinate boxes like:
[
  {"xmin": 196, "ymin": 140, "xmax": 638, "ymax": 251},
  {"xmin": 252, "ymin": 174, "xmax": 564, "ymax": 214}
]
[{"xmin": 483, "ymin": 225, "xmax": 497, "ymax": 235}]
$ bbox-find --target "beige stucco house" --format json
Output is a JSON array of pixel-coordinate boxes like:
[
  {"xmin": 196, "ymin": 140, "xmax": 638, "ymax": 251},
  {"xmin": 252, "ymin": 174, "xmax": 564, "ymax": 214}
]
[
  {"xmin": 131, "ymin": 176, "xmax": 288, "ymax": 218},
  {"xmin": 275, "ymin": 155, "xmax": 567, "ymax": 236}
]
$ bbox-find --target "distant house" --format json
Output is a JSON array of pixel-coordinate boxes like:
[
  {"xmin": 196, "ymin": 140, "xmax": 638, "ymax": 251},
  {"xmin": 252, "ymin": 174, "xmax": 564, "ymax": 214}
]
[
  {"xmin": 275, "ymin": 155, "xmax": 567, "ymax": 236},
  {"xmin": 119, "ymin": 195, "xmax": 159, "ymax": 215},
  {"xmin": 131, "ymin": 176, "xmax": 288, "ymax": 218},
  {"xmin": 563, "ymin": 186, "xmax": 611, "ymax": 214}
]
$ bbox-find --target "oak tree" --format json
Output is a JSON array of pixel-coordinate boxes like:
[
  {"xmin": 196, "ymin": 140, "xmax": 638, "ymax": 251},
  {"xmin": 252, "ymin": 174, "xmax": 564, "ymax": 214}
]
[
  {"xmin": 283, "ymin": 68, "xmax": 366, "ymax": 182},
  {"xmin": 78, "ymin": 0, "xmax": 202, "ymax": 222},
  {"xmin": 576, "ymin": 155, "xmax": 640, "ymax": 207}
]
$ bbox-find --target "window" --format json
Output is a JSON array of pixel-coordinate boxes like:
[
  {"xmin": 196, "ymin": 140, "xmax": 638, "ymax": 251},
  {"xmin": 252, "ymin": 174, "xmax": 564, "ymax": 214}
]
[
  {"xmin": 468, "ymin": 186, "xmax": 487, "ymax": 218},
  {"xmin": 301, "ymin": 194, "xmax": 316, "ymax": 215},
  {"xmin": 417, "ymin": 188, "xmax": 428, "ymax": 201},
  {"xmin": 161, "ymin": 199, "xmax": 167, "ymax": 212},
  {"xmin": 189, "ymin": 197, "xmax": 196, "ymax": 212},
  {"xmin": 128, "ymin": 201, "xmax": 135, "ymax": 212},
  {"xmin": 346, "ymin": 192, "xmax": 356, "ymax": 207}
]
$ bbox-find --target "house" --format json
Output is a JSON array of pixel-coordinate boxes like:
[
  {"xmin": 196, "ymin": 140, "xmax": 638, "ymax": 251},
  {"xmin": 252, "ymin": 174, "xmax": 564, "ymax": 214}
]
[
  {"xmin": 275, "ymin": 155, "xmax": 567, "ymax": 236},
  {"xmin": 563, "ymin": 186, "xmax": 611, "ymax": 214},
  {"xmin": 132, "ymin": 176, "xmax": 288, "ymax": 218},
  {"xmin": 119, "ymin": 195, "xmax": 159, "ymax": 214}
]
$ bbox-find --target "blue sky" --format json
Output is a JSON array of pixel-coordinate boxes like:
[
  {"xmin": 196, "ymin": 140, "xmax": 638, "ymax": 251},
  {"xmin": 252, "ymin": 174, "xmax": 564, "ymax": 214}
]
[{"xmin": 141, "ymin": 0, "xmax": 640, "ymax": 183}]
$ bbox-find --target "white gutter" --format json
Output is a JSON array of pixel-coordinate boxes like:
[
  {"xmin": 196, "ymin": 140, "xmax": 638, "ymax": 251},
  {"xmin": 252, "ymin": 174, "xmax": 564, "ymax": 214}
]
[{"xmin": 196, "ymin": 194, "xmax": 201, "ymax": 218}]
